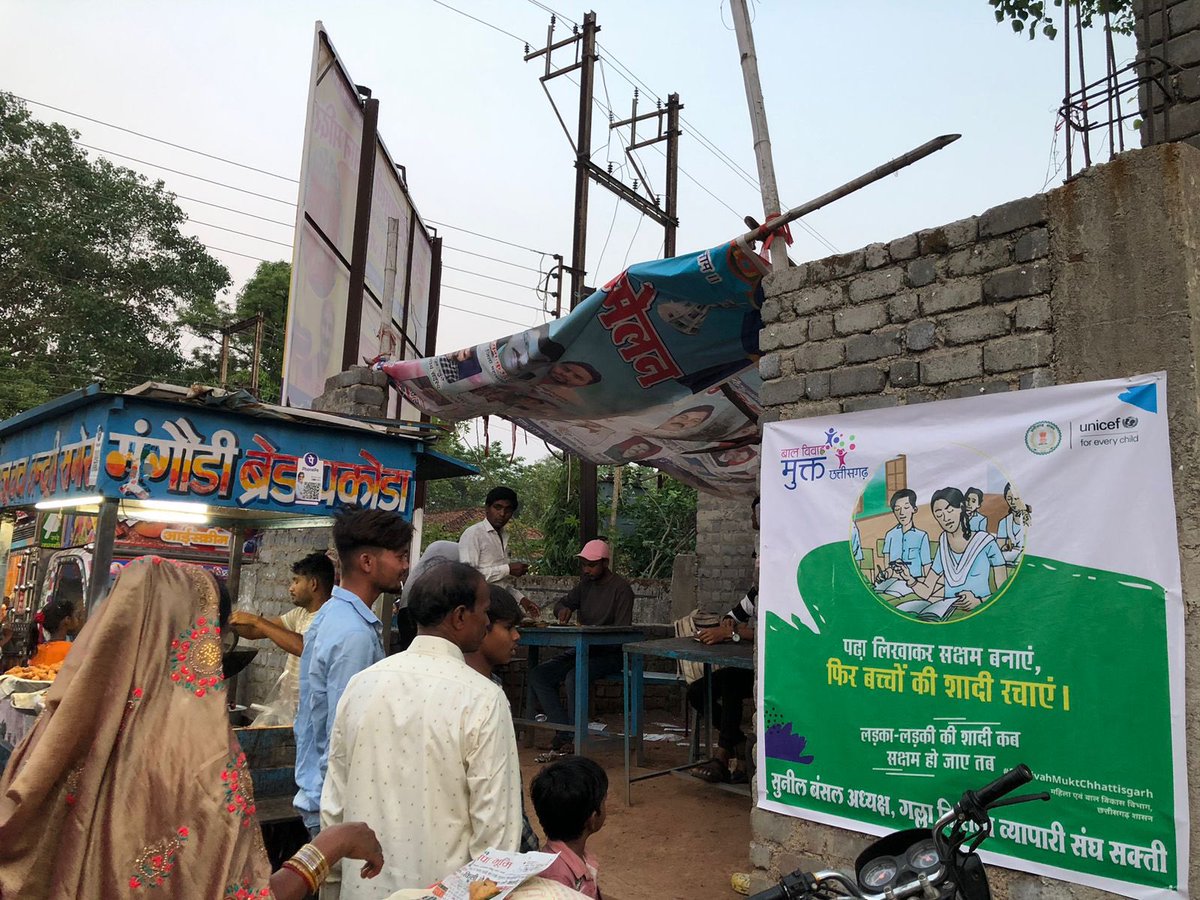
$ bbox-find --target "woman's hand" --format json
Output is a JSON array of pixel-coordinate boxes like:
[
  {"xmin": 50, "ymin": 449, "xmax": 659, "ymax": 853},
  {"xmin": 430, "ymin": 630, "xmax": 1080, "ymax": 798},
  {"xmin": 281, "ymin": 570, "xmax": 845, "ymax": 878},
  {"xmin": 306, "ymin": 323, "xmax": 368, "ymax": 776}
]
[{"xmin": 316, "ymin": 821, "xmax": 384, "ymax": 880}]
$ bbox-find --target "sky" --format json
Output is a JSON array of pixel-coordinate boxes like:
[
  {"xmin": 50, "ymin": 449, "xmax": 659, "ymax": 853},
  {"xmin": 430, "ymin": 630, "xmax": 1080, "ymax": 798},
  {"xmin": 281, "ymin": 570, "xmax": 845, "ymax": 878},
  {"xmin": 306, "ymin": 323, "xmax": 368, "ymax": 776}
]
[{"xmin": 0, "ymin": 1, "xmax": 1135, "ymax": 456}]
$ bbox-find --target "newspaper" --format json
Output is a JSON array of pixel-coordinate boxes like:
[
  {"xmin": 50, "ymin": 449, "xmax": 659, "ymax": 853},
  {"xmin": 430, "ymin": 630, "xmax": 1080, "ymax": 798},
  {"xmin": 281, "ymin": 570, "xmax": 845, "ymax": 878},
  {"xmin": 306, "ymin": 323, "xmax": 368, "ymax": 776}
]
[{"xmin": 420, "ymin": 849, "xmax": 559, "ymax": 900}]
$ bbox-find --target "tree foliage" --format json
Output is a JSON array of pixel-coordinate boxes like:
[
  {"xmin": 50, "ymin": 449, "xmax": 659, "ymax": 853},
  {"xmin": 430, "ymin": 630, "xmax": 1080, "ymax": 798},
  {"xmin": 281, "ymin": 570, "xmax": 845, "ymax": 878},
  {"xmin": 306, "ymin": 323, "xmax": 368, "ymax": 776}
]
[
  {"xmin": 419, "ymin": 421, "xmax": 698, "ymax": 579},
  {"xmin": 180, "ymin": 260, "xmax": 290, "ymax": 402},
  {"xmin": 989, "ymin": 0, "xmax": 1133, "ymax": 40},
  {"xmin": 0, "ymin": 93, "xmax": 230, "ymax": 418},
  {"xmin": 609, "ymin": 467, "xmax": 698, "ymax": 580}
]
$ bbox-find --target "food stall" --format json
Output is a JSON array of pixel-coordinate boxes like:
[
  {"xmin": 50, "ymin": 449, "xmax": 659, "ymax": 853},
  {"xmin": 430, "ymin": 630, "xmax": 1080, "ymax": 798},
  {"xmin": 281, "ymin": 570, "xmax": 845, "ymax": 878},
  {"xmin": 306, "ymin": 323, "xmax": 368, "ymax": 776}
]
[{"xmin": 0, "ymin": 381, "xmax": 474, "ymax": 781}]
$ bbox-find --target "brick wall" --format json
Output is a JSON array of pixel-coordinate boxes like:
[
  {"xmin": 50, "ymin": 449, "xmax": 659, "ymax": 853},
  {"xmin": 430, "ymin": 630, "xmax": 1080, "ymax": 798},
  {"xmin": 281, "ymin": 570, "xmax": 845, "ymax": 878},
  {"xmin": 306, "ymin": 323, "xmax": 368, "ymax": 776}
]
[
  {"xmin": 696, "ymin": 492, "xmax": 758, "ymax": 617},
  {"xmin": 233, "ymin": 526, "xmax": 333, "ymax": 708},
  {"xmin": 748, "ymin": 143, "xmax": 1200, "ymax": 899},
  {"xmin": 758, "ymin": 195, "xmax": 1053, "ymax": 419},
  {"xmin": 1137, "ymin": 0, "xmax": 1200, "ymax": 150},
  {"xmin": 520, "ymin": 574, "xmax": 671, "ymax": 624}
]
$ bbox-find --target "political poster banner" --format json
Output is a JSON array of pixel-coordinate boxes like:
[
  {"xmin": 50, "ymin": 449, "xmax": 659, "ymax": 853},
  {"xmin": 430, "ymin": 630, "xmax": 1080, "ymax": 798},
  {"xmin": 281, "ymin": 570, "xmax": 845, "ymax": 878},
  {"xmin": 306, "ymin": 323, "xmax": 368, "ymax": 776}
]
[
  {"xmin": 758, "ymin": 373, "xmax": 1187, "ymax": 898},
  {"xmin": 375, "ymin": 239, "xmax": 766, "ymax": 496}
]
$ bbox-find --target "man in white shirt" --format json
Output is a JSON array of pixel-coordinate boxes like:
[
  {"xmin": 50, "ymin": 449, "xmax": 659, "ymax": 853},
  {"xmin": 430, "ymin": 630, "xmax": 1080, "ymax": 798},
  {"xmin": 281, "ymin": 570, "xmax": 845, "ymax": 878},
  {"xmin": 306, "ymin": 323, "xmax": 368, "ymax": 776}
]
[
  {"xmin": 321, "ymin": 561, "xmax": 523, "ymax": 898},
  {"xmin": 459, "ymin": 486, "xmax": 539, "ymax": 618},
  {"xmin": 228, "ymin": 551, "xmax": 334, "ymax": 724}
]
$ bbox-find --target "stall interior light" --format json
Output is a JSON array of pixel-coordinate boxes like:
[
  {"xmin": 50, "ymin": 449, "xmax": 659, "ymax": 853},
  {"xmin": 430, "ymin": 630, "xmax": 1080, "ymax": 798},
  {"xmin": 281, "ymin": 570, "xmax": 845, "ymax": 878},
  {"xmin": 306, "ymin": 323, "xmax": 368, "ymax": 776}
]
[
  {"xmin": 34, "ymin": 494, "xmax": 105, "ymax": 511},
  {"xmin": 122, "ymin": 509, "xmax": 209, "ymax": 525},
  {"xmin": 129, "ymin": 499, "xmax": 212, "ymax": 516}
]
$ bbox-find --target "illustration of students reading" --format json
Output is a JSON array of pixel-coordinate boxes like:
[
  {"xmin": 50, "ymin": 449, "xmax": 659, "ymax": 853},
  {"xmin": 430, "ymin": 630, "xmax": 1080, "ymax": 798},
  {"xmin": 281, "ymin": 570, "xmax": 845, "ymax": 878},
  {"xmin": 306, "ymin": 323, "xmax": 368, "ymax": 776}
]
[
  {"xmin": 996, "ymin": 482, "xmax": 1031, "ymax": 567},
  {"xmin": 873, "ymin": 489, "xmax": 931, "ymax": 598},
  {"xmin": 964, "ymin": 486, "xmax": 989, "ymax": 535},
  {"xmin": 892, "ymin": 487, "xmax": 1008, "ymax": 621}
]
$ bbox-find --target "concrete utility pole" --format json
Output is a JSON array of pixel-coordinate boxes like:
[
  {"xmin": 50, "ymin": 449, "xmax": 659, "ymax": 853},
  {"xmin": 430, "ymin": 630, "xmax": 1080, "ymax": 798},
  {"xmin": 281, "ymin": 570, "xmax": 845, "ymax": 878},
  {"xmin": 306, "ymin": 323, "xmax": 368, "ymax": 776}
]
[{"xmin": 729, "ymin": 0, "xmax": 788, "ymax": 272}]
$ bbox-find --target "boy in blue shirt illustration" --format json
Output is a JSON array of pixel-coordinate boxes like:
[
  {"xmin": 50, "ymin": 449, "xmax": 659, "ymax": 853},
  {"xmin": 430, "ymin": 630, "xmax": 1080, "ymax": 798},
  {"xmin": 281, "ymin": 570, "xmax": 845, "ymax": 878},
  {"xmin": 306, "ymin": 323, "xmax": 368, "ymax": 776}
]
[{"xmin": 882, "ymin": 489, "xmax": 932, "ymax": 579}]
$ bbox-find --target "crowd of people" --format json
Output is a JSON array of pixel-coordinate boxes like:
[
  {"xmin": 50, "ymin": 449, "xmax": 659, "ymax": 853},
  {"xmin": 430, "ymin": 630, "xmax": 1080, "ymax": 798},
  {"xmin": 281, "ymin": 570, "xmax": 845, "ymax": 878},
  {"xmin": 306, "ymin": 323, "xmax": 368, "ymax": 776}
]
[{"xmin": 0, "ymin": 484, "xmax": 675, "ymax": 899}]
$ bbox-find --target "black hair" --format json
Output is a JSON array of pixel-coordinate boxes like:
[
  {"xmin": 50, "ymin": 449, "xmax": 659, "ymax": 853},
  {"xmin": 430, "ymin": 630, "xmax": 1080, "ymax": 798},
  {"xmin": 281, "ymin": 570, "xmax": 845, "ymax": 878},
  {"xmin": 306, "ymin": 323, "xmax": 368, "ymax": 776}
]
[
  {"xmin": 292, "ymin": 552, "xmax": 336, "ymax": 596},
  {"xmin": 1003, "ymin": 482, "xmax": 1013, "ymax": 498},
  {"xmin": 930, "ymin": 487, "xmax": 972, "ymax": 537},
  {"xmin": 531, "ymin": 756, "xmax": 609, "ymax": 842},
  {"xmin": 30, "ymin": 598, "xmax": 76, "ymax": 648},
  {"xmin": 332, "ymin": 508, "xmax": 414, "ymax": 567},
  {"xmin": 487, "ymin": 584, "xmax": 523, "ymax": 625},
  {"xmin": 485, "ymin": 486, "xmax": 520, "ymax": 511},
  {"xmin": 890, "ymin": 489, "xmax": 918, "ymax": 510},
  {"xmin": 407, "ymin": 562, "xmax": 484, "ymax": 627},
  {"xmin": 965, "ymin": 486, "xmax": 984, "ymax": 505},
  {"xmin": 751, "ymin": 494, "xmax": 761, "ymax": 510},
  {"xmin": 551, "ymin": 360, "xmax": 602, "ymax": 384}
]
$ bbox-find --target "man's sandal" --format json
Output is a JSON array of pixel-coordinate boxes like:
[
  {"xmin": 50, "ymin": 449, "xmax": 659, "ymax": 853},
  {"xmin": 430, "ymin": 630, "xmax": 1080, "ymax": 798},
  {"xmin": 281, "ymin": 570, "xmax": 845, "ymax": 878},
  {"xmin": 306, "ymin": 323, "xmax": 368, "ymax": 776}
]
[
  {"xmin": 534, "ymin": 748, "xmax": 573, "ymax": 763},
  {"xmin": 690, "ymin": 757, "xmax": 731, "ymax": 783}
]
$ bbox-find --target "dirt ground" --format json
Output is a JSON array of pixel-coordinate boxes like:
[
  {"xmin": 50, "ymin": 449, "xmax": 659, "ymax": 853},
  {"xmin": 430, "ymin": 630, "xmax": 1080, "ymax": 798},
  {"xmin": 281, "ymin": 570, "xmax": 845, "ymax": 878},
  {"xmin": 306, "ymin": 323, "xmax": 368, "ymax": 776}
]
[{"xmin": 519, "ymin": 712, "xmax": 752, "ymax": 900}]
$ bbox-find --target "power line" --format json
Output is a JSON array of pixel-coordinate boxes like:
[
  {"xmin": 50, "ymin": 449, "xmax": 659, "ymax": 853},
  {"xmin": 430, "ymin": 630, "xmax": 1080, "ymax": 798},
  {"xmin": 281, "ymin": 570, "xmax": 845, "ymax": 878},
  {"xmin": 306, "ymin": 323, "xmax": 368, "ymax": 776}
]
[
  {"xmin": 78, "ymin": 143, "xmax": 297, "ymax": 206},
  {"xmin": 13, "ymin": 94, "xmax": 300, "ymax": 184},
  {"xmin": 440, "ymin": 303, "xmax": 535, "ymax": 329},
  {"xmin": 441, "ymin": 283, "xmax": 546, "ymax": 312},
  {"xmin": 429, "ymin": 0, "xmax": 528, "ymax": 44},
  {"xmin": 425, "ymin": 219, "xmax": 550, "ymax": 256},
  {"xmin": 37, "ymin": 101, "xmax": 556, "ymax": 268},
  {"xmin": 443, "ymin": 245, "xmax": 543, "ymax": 273},
  {"xmin": 187, "ymin": 219, "xmax": 294, "ymax": 249},
  {"xmin": 174, "ymin": 195, "xmax": 296, "ymax": 228},
  {"xmin": 442, "ymin": 264, "xmax": 543, "ymax": 291}
]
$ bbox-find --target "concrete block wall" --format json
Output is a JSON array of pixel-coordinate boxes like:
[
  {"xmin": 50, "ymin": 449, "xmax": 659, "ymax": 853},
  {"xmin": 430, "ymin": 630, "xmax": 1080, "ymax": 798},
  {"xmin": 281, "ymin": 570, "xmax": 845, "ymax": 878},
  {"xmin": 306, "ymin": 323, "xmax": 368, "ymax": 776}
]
[
  {"xmin": 748, "ymin": 143, "xmax": 1200, "ymax": 899},
  {"xmin": 233, "ymin": 526, "xmax": 333, "ymax": 707},
  {"xmin": 696, "ymin": 492, "xmax": 758, "ymax": 617},
  {"xmin": 758, "ymin": 195, "xmax": 1054, "ymax": 420},
  {"xmin": 1136, "ymin": 0, "xmax": 1200, "ymax": 150},
  {"xmin": 519, "ymin": 575, "xmax": 672, "ymax": 625}
]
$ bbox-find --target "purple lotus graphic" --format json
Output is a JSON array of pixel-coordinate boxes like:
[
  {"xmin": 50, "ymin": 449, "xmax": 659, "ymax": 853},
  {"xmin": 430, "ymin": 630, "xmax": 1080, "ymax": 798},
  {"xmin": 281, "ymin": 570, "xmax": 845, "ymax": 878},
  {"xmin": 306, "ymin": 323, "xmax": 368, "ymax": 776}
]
[{"xmin": 764, "ymin": 722, "xmax": 814, "ymax": 764}]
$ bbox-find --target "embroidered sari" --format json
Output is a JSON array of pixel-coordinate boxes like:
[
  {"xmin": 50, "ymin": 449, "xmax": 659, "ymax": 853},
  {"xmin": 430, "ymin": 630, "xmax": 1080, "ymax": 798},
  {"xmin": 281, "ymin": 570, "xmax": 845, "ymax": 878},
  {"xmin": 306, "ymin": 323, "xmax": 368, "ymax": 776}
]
[{"xmin": 0, "ymin": 557, "xmax": 272, "ymax": 900}]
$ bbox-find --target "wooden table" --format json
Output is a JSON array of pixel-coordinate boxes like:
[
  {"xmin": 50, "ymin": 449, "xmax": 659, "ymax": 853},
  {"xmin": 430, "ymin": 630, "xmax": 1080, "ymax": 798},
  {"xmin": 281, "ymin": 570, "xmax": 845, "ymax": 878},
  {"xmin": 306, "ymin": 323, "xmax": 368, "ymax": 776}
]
[
  {"xmin": 622, "ymin": 636, "xmax": 755, "ymax": 803},
  {"xmin": 516, "ymin": 625, "xmax": 644, "ymax": 757}
]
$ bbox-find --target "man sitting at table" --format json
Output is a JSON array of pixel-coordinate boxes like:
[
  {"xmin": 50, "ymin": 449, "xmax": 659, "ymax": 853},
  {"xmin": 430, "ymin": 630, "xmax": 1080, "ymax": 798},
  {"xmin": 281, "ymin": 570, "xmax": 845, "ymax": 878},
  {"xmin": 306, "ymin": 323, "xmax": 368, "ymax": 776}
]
[{"xmin": 529, "ymin": 540, "xmax": 634, "ymax": 761}]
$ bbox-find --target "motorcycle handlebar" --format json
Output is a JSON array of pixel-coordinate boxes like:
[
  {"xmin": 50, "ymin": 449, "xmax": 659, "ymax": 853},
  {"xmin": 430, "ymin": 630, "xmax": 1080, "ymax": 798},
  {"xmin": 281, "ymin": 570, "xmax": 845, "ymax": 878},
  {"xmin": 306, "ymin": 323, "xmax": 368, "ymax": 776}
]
[{"xmin": 973, "ymin": 763, "xmax": 1033, "ymax": 808}]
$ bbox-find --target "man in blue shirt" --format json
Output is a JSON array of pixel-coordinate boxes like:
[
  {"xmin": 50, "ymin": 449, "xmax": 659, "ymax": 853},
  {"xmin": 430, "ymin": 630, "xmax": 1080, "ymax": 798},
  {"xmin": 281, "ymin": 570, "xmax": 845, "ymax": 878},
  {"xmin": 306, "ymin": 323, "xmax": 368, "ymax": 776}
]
[
  {"xmin": 882, "ymin": 489, "xmax": 932, "ymax": 579},
  {"xmin": 293, "ymin": 508, "xmax": 413, "ymax": 835}
]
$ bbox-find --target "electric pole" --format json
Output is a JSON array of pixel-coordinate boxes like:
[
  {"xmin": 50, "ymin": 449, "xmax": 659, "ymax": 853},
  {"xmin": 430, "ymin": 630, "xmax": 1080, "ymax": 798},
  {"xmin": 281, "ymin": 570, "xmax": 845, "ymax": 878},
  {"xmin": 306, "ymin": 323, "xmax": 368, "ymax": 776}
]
[{"xmin": 525, "ymin": 10, "xmax": 682, "ymax": 544}]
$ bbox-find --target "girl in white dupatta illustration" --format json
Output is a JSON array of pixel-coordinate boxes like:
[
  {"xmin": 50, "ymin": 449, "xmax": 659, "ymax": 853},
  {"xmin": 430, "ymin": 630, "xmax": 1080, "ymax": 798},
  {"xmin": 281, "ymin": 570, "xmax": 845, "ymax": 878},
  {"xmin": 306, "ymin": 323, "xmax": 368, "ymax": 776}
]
[{"xmin": 896, "ymin": 487, "xmax": 1009, "ymax": 614}]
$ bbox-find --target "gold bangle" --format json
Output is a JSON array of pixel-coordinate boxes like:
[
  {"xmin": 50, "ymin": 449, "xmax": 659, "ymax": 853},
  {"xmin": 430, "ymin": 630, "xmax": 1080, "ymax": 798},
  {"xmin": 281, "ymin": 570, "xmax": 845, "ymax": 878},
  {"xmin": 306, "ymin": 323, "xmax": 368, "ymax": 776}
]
[{"xmin": 285, "ymin": 843, "xmax": 330, "ymax": 890}]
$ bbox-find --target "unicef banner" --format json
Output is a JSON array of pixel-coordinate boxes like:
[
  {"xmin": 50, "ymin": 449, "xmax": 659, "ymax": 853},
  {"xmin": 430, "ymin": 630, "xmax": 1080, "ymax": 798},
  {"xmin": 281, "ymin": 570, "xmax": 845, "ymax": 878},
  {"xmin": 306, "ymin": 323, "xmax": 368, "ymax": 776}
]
[
  {"xmin": 375, "ymin": 240, "xmax": 765, "ymax": 496},
  {"xmin": 758, "ymin": 373, "xmax": 1187, "ymax": 899}
]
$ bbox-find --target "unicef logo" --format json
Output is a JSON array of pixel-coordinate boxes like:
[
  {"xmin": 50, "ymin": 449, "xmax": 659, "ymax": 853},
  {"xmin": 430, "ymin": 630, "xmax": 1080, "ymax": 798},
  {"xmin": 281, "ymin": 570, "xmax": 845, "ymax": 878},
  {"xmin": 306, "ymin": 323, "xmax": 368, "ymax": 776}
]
[
  {"xmin": 1025, "ymin": 421, "xmax": 1062, "ymax": 455},
  {"xmin": 1122, "ymin": 416, "xmax": 1138, "ymax": 429}
]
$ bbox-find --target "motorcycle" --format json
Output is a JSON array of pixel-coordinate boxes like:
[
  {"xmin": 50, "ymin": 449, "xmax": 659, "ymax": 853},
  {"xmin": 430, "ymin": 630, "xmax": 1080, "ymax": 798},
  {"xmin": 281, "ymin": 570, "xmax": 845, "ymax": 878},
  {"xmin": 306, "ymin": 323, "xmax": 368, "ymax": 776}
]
[{"xmin": 750, "ymin": 764, "xmax": 1049, "ymax": 900}]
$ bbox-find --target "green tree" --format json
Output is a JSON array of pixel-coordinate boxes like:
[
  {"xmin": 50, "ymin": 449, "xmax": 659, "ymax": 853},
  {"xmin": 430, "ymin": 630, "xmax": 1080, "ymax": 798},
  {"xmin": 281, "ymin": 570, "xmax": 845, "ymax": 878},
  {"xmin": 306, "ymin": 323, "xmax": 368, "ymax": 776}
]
[
  {"xmin": 989, "ymin": 0, "xmax": 1132, "ymax": 39},
  {"xmin": 610, "ymin": 467, "xmax": 697, "ymax": 579},
  {"xmin": 181, "ymin": 260, "xmax": 290, "ymax": 402},
  {"xmin": 0, "ymin": 93, "xmax": 230, "ymax": 418}
]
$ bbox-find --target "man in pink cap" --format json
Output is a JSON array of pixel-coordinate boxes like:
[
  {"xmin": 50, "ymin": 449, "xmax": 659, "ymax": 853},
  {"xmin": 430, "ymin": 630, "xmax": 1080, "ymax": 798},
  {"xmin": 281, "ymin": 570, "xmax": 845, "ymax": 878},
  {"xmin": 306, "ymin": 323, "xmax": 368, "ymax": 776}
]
[{"xmin": 529, "ymin": 539, "xmax": 634, "ymax": 759}]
